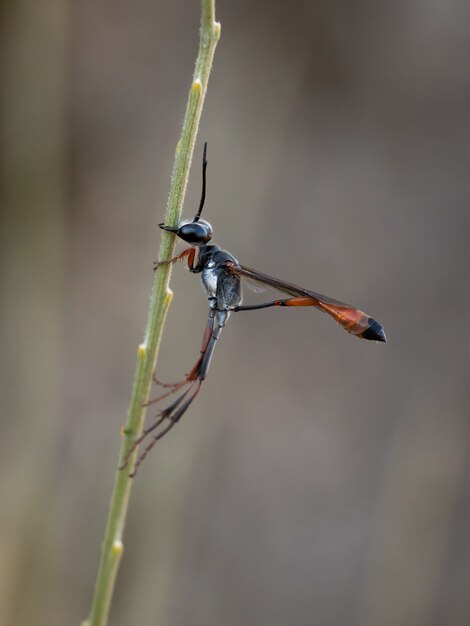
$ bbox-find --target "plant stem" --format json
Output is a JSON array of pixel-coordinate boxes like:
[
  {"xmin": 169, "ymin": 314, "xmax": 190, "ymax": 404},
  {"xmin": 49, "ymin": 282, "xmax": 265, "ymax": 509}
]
[{"xmin": 84, "ymin": 3, "xmax": 220, "ymax": 625}]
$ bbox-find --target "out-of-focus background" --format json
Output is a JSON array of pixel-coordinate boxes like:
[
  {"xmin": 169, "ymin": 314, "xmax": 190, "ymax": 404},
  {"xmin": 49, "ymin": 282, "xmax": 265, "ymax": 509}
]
[{"xmin": 1, "ymin": 1, "xmax": 470, "ymax": 625}]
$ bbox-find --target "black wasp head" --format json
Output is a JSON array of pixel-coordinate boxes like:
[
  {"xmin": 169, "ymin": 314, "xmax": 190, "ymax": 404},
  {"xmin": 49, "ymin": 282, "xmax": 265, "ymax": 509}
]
[
  {"xmin": 159, "ymin": 142, "xmax": 213, "ymax": 246},
  {"xmin": 159, "ymin": 219, "xmax": 213, "ymax": 246}
]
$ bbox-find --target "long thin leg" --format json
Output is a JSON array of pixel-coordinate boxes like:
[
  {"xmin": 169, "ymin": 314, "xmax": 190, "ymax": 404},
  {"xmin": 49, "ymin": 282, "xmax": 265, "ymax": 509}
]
[
  {"xmin": 122, "ymin": 308, "xmax": 228, "ymax": 476},
  {"xmin": 129, "ymin": 380, "xmax": 203, "ymax": 477},
  {"xmin": 197, "ymin": 309, "xmax": 227, "ymax": 380},
  {"xmin": 186, "ymin": 308, "xmax": 216, "ymax": 380},
  {"xmin": 144, "ymin": 308, "xmax": 215, "ymax": 409},
  {"xmin": 119, "ymin": 382, "xmax": 198, "ymax": 472},
  {"xmin": 153, "ymin": 374, "xmax": 182, "ymax": 388},
  {"xmin": 130, "ymin": 311, "xmax": 227, "ymax": 474}
]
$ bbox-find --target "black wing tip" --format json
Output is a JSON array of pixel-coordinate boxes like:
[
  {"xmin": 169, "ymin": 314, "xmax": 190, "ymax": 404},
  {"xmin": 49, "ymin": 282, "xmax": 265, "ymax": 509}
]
[{"xmin": 361, "ymin": 319, "xmax": 387, "ymax": 343}]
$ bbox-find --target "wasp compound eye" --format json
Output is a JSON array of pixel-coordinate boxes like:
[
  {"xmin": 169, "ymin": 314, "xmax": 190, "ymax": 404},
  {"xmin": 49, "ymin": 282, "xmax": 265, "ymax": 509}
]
[{"xmin": 177, "ymin": 220, "xmax": 213, "ymax": 245}]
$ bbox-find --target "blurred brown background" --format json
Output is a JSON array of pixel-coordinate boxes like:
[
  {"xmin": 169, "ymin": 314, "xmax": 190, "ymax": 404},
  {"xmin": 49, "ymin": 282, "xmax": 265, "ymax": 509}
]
[{"xmin": 1, "ymin": 1, "xmax": 470, "ymax": 625}]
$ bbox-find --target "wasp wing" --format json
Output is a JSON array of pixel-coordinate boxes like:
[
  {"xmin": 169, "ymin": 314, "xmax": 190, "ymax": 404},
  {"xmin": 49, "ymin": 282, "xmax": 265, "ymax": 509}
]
[{"xmin": 228, "ymin": 263, "xmax": 386, "ymax": 342}]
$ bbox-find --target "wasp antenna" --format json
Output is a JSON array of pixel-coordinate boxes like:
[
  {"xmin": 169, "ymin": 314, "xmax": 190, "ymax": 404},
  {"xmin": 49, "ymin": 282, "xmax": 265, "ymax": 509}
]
[{"xmin": 194, "ymin": 142, "xmax": 208, "ymax": 222}]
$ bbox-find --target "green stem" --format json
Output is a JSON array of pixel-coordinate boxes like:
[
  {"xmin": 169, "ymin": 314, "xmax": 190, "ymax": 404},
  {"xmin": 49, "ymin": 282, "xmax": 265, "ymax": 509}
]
[{"xmin": 85, "ymin": 3, "xmax": 220, "ymax": 625}]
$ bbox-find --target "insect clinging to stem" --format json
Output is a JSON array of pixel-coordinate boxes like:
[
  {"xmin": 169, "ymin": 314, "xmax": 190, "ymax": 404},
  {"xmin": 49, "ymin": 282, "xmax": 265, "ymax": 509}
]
[{"xmin": 122, "ymin": 143, "xmax": 386, "ymax": 476}]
